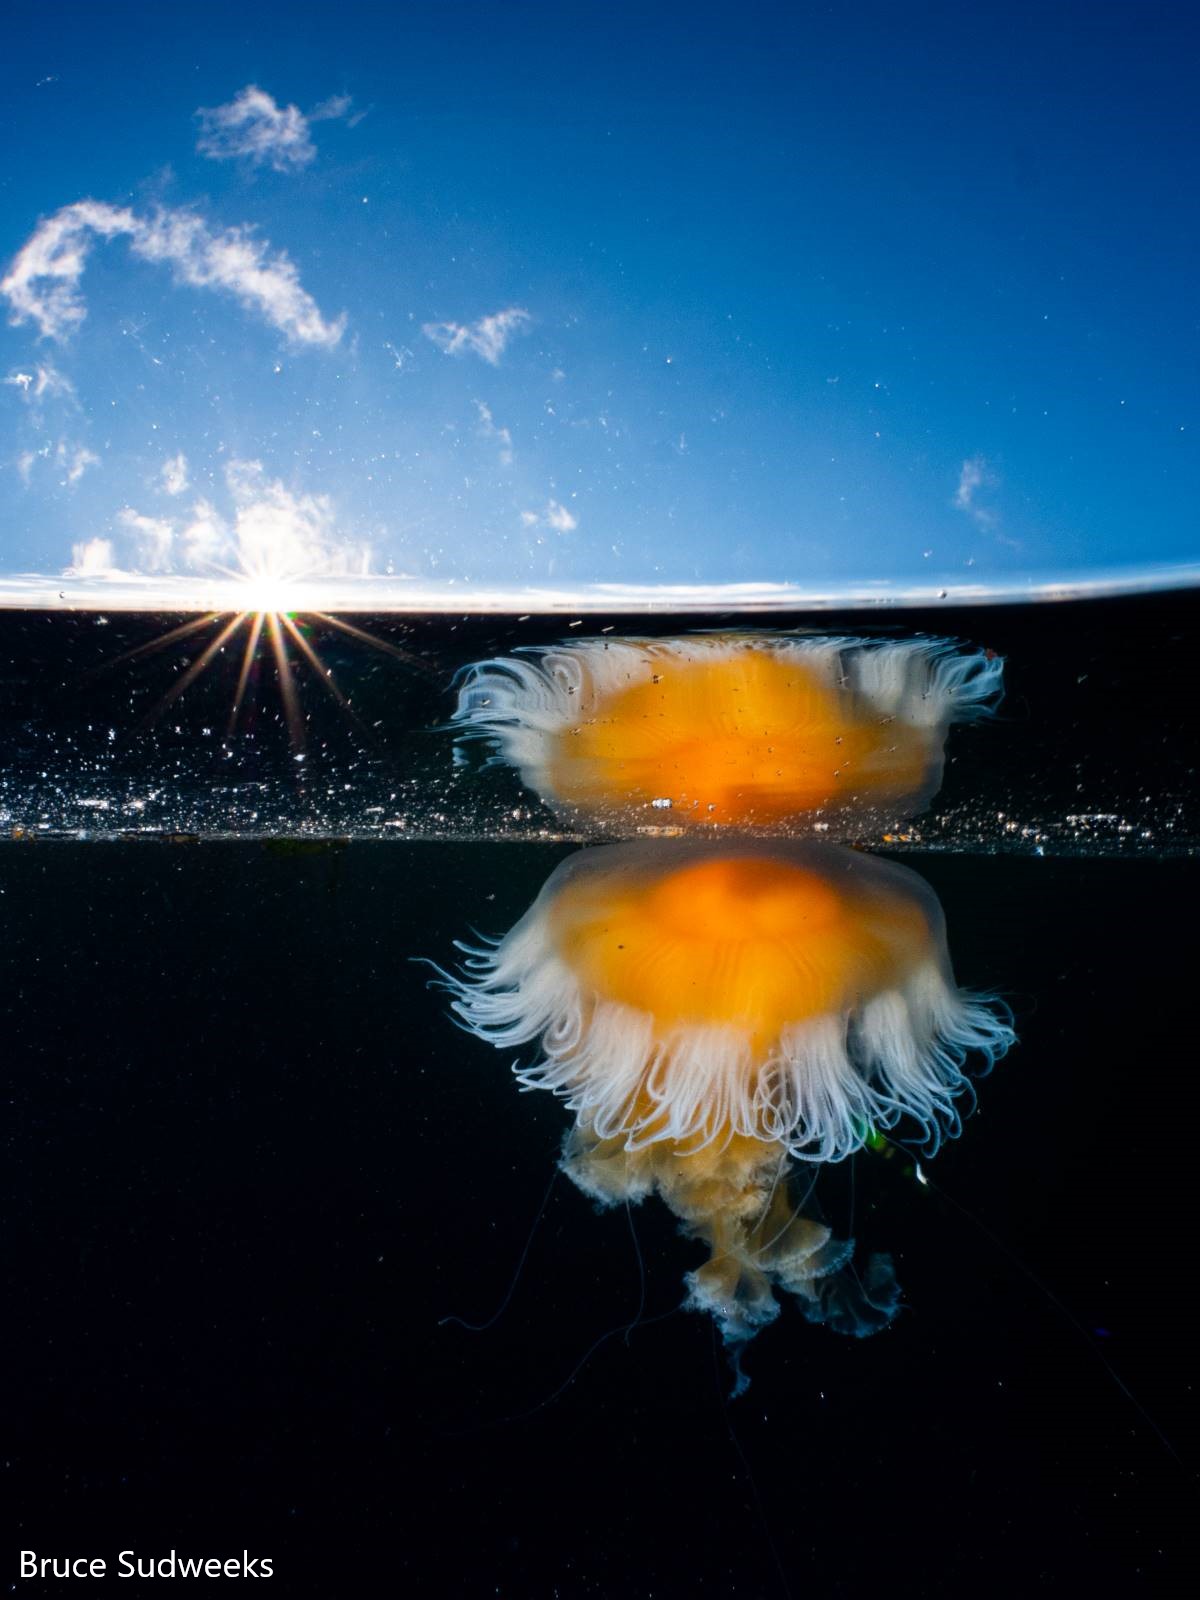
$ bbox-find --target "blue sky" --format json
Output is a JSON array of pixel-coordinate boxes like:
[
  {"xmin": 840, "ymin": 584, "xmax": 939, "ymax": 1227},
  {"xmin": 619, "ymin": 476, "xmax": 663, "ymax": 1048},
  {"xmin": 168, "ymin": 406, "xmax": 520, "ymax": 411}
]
[{"xmin": 0, "ymin": 0, "xmax": 1196, "ymax": 595}]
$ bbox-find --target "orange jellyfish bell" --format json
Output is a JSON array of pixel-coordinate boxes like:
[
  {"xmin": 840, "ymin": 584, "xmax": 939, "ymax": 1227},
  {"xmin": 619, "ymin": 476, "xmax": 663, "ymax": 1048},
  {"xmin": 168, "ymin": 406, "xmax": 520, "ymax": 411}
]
[
  {"xmin": 447, "ymin": 840, "xmax": 1011, "ymax": 1163},
  {"xmin": 439, "ymin": 840, "xmax": 1013, "ymax": 1353},
  {"xmin": 452, "ymin": 633, "xmax": 1003, "ymax": 831}
]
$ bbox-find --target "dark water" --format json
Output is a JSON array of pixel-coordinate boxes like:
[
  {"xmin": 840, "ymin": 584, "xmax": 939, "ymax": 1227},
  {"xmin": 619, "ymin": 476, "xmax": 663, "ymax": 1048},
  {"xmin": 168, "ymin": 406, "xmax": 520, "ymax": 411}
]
[{"xmin": 1, "ymin": 593, "xmax": 1197, "ymax": 1596}]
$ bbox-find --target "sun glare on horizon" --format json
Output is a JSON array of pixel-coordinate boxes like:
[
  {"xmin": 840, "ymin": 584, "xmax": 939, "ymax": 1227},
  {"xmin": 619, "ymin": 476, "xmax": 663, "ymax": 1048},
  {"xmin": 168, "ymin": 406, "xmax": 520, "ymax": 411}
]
[{"xmin": 109, "ymin": 564, "xmax": 420, "ymax": 749}]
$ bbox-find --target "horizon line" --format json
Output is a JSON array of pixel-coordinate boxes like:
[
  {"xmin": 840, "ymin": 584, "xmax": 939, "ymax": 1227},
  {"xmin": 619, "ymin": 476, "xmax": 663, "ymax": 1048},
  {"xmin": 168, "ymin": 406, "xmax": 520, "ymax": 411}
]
[{"xmin": 0, "ymin": 561, "xmax": 1197, "ymax": 613}]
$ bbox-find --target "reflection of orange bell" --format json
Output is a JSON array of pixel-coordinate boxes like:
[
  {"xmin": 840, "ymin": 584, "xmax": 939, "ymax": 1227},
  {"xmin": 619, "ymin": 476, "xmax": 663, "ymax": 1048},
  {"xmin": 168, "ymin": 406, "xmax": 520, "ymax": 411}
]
[
  {"xmin": 547, "ymin": 652, "xmax": 926, "ymax": 821},
  {"xmin": 453, "ymin": 633, "xmax": 1003, "ymax": 832}
]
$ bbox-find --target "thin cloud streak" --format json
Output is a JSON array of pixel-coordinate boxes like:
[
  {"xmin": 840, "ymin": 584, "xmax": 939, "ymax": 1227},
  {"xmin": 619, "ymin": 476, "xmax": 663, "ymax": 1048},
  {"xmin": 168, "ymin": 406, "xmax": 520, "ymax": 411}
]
[
  {"xmin": 117, "ymin": 508, "xmax": 175, "ymax": 571},
  {"xmin": 954, "ymin": 455, "xmax": 999, "ymax": 529},
  {"xmin": 423, "ymin": 307, "xmax": 531, "ymax": 365},
  {"xmin": 475, "ymin": 400, "xmax": 514, "ymax": 465},
  {"xmin": 196, "ymin": 85, "xmax": 356, "ymax": 170},
  {"xmin": 310, "ymin": 93, "xmax": 354, "ymax": 124},
  {"xmin": 4, "ymin": 363, "xmax": 75, "ymax": 403},
  {"xmin": 14, "ymin": 437, "xmax": 98, "ymax": 487},
  {"xmin": 1, "ymin": 200, "xmax": 345, "ymax": 348},
  {"xmin": 197, "ymin": 86, "xmax": 308, "ymax": 169},
  {"xmin": 59, "ymin": 441, "xmax": 99, "ymax": 485},
  {"xmin": 521, "ymin": 498, "xmax": 578, "ymax": 533},
  {"xmin": 160, "ymin": 453, "xmax": 189, "ymax": 496}
]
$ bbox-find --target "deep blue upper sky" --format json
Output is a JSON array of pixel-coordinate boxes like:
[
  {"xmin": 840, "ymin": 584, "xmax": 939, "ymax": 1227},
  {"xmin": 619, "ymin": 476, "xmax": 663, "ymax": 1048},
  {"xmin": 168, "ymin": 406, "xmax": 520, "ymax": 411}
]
[{"xmin": 0, "ymin": 0, "xmax": 1196, "ymax": 592}]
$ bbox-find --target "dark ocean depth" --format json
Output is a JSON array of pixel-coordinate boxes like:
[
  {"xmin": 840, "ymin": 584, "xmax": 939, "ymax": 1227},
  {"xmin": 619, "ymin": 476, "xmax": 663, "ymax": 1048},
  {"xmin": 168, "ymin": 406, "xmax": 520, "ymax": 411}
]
[{"xmin": 1, "ymin": 841, "xmax": 1195, "ymax": 1596}]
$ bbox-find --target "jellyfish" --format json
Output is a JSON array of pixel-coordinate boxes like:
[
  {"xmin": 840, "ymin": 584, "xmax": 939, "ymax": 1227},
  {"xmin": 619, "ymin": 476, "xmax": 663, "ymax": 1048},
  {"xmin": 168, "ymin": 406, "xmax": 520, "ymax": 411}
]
[
  {"xmin": 438, "ymin": 839, "xmax": 1013, "ymax": 1362},
  {"xmin": 452, "ymin": 633, "xmax": 1002, "ymax": 832}
]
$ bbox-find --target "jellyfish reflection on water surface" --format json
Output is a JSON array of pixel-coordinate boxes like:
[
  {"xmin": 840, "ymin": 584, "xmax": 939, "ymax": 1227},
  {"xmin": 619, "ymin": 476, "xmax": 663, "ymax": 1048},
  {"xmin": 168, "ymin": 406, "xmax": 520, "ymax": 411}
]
[
  {"xmin": 439, "ymin": 840, "xmax": 1014, "ymax": 1366},
  {"xmin": 452, "ymin": 633, "xmax": 1003, "ymax": 833}
]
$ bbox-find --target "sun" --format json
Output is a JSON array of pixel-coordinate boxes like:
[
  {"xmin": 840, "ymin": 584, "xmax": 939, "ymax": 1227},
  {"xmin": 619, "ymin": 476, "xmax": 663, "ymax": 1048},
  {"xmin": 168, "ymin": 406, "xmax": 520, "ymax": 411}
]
[
  {"xmin": 100, "ymin": 539, "xmax": 430, "ymax": 748},
  {"xmin": 235, "ymin": 575, "xmax": 303, "ymax": 616},
  {"xmin": 111, "ymin": 597, "xmax": 418, "ymax": 750}
]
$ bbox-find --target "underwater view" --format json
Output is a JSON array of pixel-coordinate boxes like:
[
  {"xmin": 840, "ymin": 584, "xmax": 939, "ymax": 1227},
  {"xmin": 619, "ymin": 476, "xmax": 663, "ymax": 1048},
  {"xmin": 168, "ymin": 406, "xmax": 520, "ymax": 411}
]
[
  {"xmin": 2, "ymin": 589, "xmax": 1197, "ymax": 1597},
  {"xmin": 3, "ymin": 0, "xmax": 1198, "ymax": 1594}
]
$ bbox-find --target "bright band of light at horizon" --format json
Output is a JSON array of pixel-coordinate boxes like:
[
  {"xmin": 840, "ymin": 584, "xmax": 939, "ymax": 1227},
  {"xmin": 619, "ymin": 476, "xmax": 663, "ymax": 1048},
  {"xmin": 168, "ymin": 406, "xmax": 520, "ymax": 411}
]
[{"xmin": 0, "ymin": 561, "xmax": 1197, "ymax": 614}]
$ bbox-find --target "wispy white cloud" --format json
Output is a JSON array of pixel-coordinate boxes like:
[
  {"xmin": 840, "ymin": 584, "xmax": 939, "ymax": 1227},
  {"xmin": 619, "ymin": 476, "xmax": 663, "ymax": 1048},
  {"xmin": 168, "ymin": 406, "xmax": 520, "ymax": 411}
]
[
  {"xmin": 103, "ymin": 460, "xmax": 371, "ymax": 579},
  {"xmin": 521, "ymin": 498, "xmax": 577, "ymax": 533},
  {"xmin": 196, "ymin": 85, "xmax": 357, "ymax": 171},
  {"xmin": 5, "ymin": 357, "xmax": 93, "ymax": 485},
  {"xmin": 68, "ymin": 538, "xmax": 116, "ymax": 575},
  {"xmin": 953, "ymin": 455, "xmax": 998, "ymax": 528},
  {"xmin": 423, "ymin": 307, "xmax": 531, "ymax": 365},
  {"xmin": 58, "ymin": 440, "xmax": 99, "ymax": 484},
  {"xmin": 223, "ymin": 459, "xmax": 371, "ymax": 578},
  {"xmin": 4, "ymin": 363, "xmax": 75, "ymax": 403},
  {"xmin": 177, "ymin": 499, "xmax": 227, "ymax": 569},
  {"xmin": 14, "ymin": 436, "xmax": 98, "ymax": 486},
  {"xmin": 1, "ymin": 199, "xmax": 345, "ymax": 347},
  {"xmin": 311, "ymin": 93, "xmax": 355, "ymax": 124},
  {"xmin": 544, "ymin": 499, "xmax": 577, "ymax": 533},
  {"xmin": 475, "ymin": 400, "xmax": 513, "ymax": 465},
  {"xmin": 196, "ymin": 86, "xmax": 308, "ymax": 169},
  {"xmin": 118, "ymin": 508, "xmax": 175, "ymax": 571},
  {"xmin": 954, "ymin": 456, "xmax": 985, "ymax": 510},
  {"xmin": 2, "ymin": 201, "xmax": 138, "ymax": 342},
  {"xmin": 160, "ymin": 452, "xmax": 189, "ymax": 496}
]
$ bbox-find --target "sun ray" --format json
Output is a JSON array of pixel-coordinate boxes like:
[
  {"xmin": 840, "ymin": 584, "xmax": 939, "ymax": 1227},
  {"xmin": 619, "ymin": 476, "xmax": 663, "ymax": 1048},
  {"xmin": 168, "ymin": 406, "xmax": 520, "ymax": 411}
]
[
  {"xmin": 309, "ymin": 610, "xmax": 434, "ymax": 676},
  {"xmin": 227, "ymin": 610, "xmax": 266, "ymax": 737},
  {"xmin": 281, "ymin": 614, "xmax": 352, "ymax": 711},
  {"xmin": 266, "ymin": 609, "xmax": 306, "ymax": 751},
  {"xmin": 140, "ymin": 612, "xmax": 247, "ymax": 728},
  {"xmin": 100, "ymin": 613, "xmax": 224, "ymax": 673}
]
